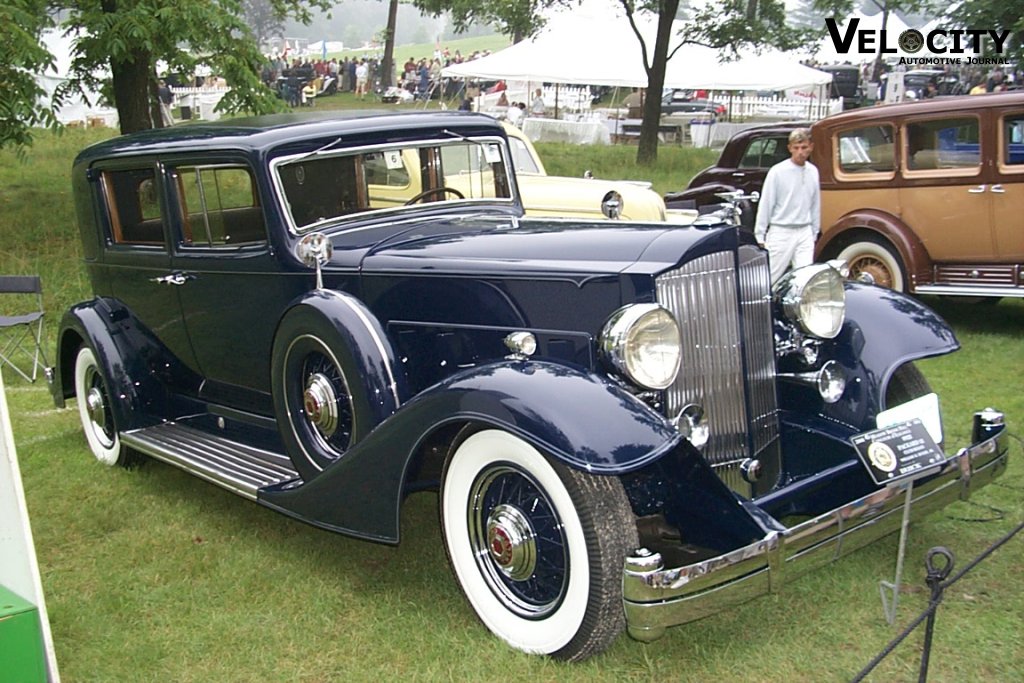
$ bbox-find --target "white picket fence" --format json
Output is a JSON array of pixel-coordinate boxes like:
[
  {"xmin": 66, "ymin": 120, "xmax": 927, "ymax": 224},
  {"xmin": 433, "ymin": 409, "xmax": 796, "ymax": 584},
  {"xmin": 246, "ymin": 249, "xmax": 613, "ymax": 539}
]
[
  {"xmin": 723, "ymin": 95, "xmax": 843, "ymax": 122},
  {"xmin": 169, "ymin": 87, "xmax": 231, "ymax": 121}
]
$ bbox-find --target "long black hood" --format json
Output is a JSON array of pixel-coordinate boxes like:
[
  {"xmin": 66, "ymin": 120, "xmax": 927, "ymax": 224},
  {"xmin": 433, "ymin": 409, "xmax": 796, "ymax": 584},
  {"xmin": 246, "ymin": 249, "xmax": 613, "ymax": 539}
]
[{"xmin": 358, "ymin": 216, "xmax": 744, "ymax": 281}]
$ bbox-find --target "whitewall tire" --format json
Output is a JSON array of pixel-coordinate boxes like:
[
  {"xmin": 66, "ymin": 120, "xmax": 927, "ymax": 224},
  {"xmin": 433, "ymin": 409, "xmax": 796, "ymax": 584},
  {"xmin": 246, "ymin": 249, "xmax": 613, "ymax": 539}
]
[
  {"xmin": 74, "ymin": 346, "xmax": 130, "ymax": 467},
  {"xmin": 837, "ymin": 238, "xmax": 906, "ymax": 291},
  {"xmin": 440, "ymin": 429, "xmax": 637, "ymax": 661}
]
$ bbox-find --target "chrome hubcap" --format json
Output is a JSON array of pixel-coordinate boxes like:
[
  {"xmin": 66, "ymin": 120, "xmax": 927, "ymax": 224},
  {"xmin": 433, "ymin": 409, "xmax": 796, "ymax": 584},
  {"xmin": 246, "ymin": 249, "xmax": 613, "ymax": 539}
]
[
  {"xmin": 86, "ymin": 387, "xmax": 107, "ymax": 429},
  {"xmin": 485, "ymin": 504, "xmax": 537, "ymax": 581},
  {"xmin": 303, "ymin": 373, "xmax": 338, "ymax": 437}
]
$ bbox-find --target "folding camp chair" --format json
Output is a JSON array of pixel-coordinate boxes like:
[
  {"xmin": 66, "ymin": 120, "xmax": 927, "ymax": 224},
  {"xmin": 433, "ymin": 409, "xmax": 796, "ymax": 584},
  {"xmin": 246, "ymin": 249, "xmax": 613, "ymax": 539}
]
[{"xmin": 0, "ymin": 275, "xmax": 48, "ymax": 382}]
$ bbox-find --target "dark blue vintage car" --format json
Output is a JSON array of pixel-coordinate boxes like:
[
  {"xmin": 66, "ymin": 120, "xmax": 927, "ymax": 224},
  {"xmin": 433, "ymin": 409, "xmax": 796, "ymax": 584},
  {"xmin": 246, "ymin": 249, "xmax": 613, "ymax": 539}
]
[{"xmin": 49, "ymin": 111, "xmax": 1009, "ymax": 661}]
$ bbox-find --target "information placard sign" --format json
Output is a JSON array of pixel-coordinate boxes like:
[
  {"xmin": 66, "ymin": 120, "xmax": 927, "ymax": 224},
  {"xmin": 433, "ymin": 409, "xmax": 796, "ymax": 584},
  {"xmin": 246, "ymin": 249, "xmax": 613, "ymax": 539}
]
[{"xmin": 850, "ymin": 418, "xmax": 945, "ymax": 487}]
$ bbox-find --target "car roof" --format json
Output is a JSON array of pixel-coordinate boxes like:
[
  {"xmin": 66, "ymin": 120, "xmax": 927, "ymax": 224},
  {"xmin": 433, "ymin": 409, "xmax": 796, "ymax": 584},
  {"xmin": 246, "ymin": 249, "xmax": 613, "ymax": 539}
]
[
  {"xmin": 75, "ymin": 110, "xmax": 506, "ymax": 164},
  {"xmin": 814, "ymin": 91, "xmax": 1024, "ymax": 129}
]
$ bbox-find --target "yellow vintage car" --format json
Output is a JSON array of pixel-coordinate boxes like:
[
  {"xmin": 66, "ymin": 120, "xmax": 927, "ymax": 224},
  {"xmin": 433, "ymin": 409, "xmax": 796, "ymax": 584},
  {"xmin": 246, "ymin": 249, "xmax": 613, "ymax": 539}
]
[{"xmin": 361, "ymin": 122, "xmax": 680, "ymax": 222}]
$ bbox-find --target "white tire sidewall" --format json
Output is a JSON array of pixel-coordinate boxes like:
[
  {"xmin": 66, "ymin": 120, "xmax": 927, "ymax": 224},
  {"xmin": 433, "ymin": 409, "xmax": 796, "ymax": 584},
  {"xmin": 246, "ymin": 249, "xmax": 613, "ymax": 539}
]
[
  {"xmin": 74, "ymin": 346, "xmax": 121, "ymax": 466},
  {"xmin": 441, "ymin": 430, "xmax": 589, "ymax": 655},
  {"xmin": 838, "ymin": 240, "xmax": 905, "ymax": 291}
]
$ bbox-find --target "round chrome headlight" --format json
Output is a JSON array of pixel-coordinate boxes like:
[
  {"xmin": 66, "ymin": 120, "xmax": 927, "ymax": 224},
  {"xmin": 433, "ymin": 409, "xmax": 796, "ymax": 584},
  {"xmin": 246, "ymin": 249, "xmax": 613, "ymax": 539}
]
[
  {"xmin": 774, "ymin": 264, "xmax": 846, "ymax": 339},
  {"xmin": 600, "ymin": 304, "xmax": 681, "ymax": 390}
]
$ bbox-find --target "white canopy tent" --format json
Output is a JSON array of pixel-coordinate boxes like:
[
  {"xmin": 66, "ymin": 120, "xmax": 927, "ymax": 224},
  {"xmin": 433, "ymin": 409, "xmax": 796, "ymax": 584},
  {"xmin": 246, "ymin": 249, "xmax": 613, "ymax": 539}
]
[
  {"xmin": 38, "ymin": 30, "xmax": 119, "ymax": 127},
  {"xmin": 441, "ymin": 4, "xmax": 831, "ymax": 94}
]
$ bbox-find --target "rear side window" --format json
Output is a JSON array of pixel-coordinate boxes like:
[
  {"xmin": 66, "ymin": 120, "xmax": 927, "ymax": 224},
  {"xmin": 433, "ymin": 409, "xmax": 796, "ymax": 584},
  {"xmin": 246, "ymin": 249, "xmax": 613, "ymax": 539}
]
[
  {"xmin": 175, "ymin": 165, "xmax": 266, "ymax": 247},
  {"xmin": 836, "ymin": 125, "xmax": 895, "ymax": 174},
  {"xmin": 100, "ymin": 167, "xmax": 164, "ymax": 245},
  {"xmin": 905, "ymin": 117, "xmax": 980, "ymax": 171}
]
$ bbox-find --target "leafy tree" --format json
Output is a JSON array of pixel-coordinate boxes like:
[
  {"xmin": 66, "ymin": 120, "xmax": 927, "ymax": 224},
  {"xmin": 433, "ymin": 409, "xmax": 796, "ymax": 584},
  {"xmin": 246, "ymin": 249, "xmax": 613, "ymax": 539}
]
[
  {"xmin": 0, "ymin": 0, "xmax": 60, "ymax": 151},
  {"xmin": 412, "ymin": 0, "xmax": 570, "ymax": 43},
  {"xmin": 623, "ymin": 0, "xmax": 804, "ymax": 165},
  {"xmin": 55, "ymin": 0, "xmax": 331, "ymax": 134},
  {"xmin": 947, "ymin": 0, "xmax": 1024, "ymax": 61},
  {"xmin": 241, "ymin": 0, "xmax": 286, "ymax": 49}
]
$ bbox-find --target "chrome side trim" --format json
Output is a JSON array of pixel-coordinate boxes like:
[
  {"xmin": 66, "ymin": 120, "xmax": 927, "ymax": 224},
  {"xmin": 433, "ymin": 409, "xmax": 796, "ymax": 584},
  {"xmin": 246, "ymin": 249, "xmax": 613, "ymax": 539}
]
[
  {"xmin": 622, "ymin": 427, "xmax": 1009, "ymax": 641},
  {"xmin": 122, "ymin": 423, "xmax": 300, "ymax": 500},
  {"xmin": 913, "ymin": 284, "xmax": 1024, "ymax": 297}
]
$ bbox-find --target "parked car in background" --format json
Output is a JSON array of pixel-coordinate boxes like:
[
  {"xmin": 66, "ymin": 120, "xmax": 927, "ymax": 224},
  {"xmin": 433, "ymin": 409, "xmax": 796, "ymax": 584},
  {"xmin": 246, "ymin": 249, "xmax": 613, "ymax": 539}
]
[
  {"xmin": 505, "ymin": 123, "xmax": 673, "ymax": 221},
  {"xmin": 664, "ymin": 122, "xmax": 803, "ymax": 230},
  {"xmin": 660, "ymin": 90, "xmax": 727, "ymax": 119},
  {"xmin": 813, "ymin": 92, "xmax": 1024, "ymax": 298},
  {"xmin": 673, "ymin": 92, "xmax": 1024, "ymax": 299},
  {"xmin": 815, "ymin": 64, "xmax": 865, "ymax": 109},
  {"xmin": 50, "ymin": 110, "xmax": 1009, "ymax": 663}
]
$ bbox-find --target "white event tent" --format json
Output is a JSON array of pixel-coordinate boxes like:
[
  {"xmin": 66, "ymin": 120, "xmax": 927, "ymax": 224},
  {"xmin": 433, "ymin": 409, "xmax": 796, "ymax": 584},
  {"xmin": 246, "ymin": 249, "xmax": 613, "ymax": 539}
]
[{"xmin": 441, "ymin": 4, "xmax": 832, "ymax": 94}]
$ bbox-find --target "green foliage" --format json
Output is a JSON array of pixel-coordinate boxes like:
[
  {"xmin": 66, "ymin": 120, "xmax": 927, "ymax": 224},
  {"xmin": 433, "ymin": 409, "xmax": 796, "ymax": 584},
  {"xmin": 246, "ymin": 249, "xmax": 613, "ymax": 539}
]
[
  {"xmin": 54, "ymin": 0, "xmax": 333, "ymax": 132},
  {"xmin": 947, "ymin": 0, "xmax": 1024, "ymax": 60},
  {"xmin": 0, "ymin": 0, "xmax": 59, "ymax": 152},
  {"xmin": 411, "ymin": 0, "xmax": 571, "ymax": 42}
]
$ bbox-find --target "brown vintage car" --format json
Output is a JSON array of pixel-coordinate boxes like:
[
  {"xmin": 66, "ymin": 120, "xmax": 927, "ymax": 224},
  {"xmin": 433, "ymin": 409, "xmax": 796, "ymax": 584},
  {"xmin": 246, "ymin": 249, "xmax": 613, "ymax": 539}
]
[{"xmin": 813, "ymin": 92, "xmax": 1024, "ymax": 297}]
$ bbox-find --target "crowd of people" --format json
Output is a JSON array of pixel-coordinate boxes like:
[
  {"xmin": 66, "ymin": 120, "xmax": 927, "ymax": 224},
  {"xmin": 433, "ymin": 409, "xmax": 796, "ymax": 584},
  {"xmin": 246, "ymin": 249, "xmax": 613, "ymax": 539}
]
[{"xmin": 260, "ymin": 46, "xmax": 496, "ymax": 105}]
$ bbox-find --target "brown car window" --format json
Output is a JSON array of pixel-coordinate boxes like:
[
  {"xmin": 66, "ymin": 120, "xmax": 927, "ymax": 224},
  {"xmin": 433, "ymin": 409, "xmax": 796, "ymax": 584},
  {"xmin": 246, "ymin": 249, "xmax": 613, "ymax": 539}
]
[
  {"xmin": 1002, "ymin": 115, "xmax": 1024, "ymax": 166},
  {"xmin": 836, "ymin": 125, "xmax": 895, "ymax": 174},
  {"xmin": 904, "ymin": 117, "xmax": 980, "ymax": 171}
]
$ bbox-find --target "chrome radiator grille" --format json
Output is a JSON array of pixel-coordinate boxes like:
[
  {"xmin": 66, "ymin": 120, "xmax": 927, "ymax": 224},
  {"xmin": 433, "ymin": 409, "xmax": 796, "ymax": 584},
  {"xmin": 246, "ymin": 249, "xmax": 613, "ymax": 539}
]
[{"xmin": 655, "ymin": 246, "xmax": 779, "ymax": 494}]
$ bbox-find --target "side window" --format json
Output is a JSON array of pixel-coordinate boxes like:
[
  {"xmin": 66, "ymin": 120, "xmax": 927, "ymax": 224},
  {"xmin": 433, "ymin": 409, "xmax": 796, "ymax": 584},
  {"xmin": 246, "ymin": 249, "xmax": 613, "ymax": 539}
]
[
  {"xmin": 904, "ymin": 117, "xmax": 980, "ymax": 172},
  {"xmin": 176, "ymin": 165, "xmax": 265, "ymax": 247},
  {"xmin": 440, "ymin": 142, "xmax": 509, "ymax": 199},
  {"xmin": 100, "ymin": 168, "xmax": 165, "ymax": 245},
  {"xmin": 836, "ymin": 125, "xmax": 895, "ymax": 174},
  {"xmin": 508, "ymin": 137, "xmax": 541, "ymax": 174},
  {"xmin": 739, "ymin": 139, "xmax": 769, "ymax": 168},
  {"xmin": 1002, "ymin": 114, "xmax": 1024, "ymax": 167}
]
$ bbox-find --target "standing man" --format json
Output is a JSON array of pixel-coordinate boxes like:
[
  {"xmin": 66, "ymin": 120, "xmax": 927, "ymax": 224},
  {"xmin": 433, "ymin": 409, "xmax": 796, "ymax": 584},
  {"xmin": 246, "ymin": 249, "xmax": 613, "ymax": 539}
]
[
  {"xmin": 754, "ymin": 128, "xmax": 820, "ymax": 283},
  {"xmin": 530, "ymin": 88, "xmax": 546, "ymax": 117},
  {"xmin": 355, "ymin": 59, "xmax": 369, "ymax": 99}
]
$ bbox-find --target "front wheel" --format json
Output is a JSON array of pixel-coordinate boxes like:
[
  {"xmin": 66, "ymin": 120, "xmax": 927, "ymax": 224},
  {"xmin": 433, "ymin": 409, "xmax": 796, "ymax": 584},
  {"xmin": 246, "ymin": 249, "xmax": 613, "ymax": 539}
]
[{"xmin": 440, "ymin": 430, "xmax": 638, "ymax": 661}]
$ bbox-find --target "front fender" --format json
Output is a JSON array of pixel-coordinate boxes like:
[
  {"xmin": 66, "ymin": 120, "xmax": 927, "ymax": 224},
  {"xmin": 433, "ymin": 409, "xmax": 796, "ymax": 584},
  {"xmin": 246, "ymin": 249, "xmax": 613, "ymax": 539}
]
[
  {"xmin": 813, "ymin": 283, "xmax": 958, "ymax": 430},
  {"xmin": 260, "ymin": 360, "xmax": 682, "ymax": 543}
]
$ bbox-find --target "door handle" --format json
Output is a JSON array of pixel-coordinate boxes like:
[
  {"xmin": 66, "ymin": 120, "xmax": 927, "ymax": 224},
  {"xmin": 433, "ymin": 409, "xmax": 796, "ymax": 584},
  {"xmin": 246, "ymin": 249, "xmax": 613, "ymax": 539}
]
[
  {"xmin": 150, "ymin": 272, "xmax": 193, "ymax": 286},
  {"xmin": 731, "ymin": 172, "xmax": 746, "ymax": 177},
  {"xmin": 990, "ymin": 184, "xmax": 1006, "ymax": 194},
  {"xmin": 968, "ymin": 185, "xmax": 987, "ymax": 194}
]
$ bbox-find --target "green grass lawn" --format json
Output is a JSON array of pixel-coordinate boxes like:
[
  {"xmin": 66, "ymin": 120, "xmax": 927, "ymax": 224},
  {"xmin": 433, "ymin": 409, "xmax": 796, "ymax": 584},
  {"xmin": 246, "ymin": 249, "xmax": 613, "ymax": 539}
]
[{"xmin": 1, "ymin": 126, "xmax": 1022, "ymax": 682}]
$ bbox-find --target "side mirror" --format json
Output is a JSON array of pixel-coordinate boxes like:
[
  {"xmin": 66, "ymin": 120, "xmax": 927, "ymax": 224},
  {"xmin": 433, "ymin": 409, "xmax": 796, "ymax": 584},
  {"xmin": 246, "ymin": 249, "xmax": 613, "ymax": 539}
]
[{"xmin": 296, "ymin": 232, "xmax": 333, "ymax": 289}]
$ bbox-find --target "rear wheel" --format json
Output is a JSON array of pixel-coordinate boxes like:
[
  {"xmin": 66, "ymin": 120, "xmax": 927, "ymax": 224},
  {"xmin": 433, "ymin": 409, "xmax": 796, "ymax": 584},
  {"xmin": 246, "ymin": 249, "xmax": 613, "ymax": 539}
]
[
  {"xmin": 837, "ymin": 237, "xmax": 906, "ymax": 291},
  {"xmin": 440, "ymin": 430, "xmax": 637, "ymax": 661},
  {"xmin": 73, "ymin": 346, "xmax": 135, "ymax": 467}
]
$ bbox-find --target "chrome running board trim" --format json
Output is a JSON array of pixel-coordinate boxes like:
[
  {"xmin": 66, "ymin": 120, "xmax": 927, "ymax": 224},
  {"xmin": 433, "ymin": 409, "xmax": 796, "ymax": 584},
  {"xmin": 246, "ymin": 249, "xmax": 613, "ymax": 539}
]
[
  {"xmin": 122, "ymin": 423, "xmax": 300, "ymax": 500},
  {"xmin": 914, "ymin": 285, "xmax": 1023, "ymax": 297}
]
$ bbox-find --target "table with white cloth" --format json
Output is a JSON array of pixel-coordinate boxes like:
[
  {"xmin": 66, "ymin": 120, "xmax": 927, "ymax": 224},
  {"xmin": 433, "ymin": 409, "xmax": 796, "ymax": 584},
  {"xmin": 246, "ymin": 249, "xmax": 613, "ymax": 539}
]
[{"xmin": 521, "ymin": 117, "xmax": 611, "ymax": 145}]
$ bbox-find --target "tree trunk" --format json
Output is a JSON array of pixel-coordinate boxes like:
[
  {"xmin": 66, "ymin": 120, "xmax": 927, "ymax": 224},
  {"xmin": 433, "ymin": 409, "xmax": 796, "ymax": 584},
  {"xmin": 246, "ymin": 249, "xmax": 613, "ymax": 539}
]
[
  {"xmin": 636, "ymin": 0, "xmax": 679, "ymax": 166},
  {"xmin": 111, "ymin": 51, "xmax": 155, "ymax": 134},
  {"xmin": 380, "ymin": 0, "xmax": 399, "ymax": 89}
]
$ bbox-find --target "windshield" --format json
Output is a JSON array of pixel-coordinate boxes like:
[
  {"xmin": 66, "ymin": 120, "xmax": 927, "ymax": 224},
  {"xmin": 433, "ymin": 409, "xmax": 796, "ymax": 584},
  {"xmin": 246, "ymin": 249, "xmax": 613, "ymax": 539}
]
[{"xmin": 274, "ymin": 137, "xmax": 514, "ymax": 231}]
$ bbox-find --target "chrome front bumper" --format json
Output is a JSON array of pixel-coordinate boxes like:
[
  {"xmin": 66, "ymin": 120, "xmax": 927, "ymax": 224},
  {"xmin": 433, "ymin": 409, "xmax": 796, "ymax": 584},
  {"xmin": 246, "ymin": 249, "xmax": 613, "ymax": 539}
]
[{"xmin": 622, "ymin": 415, "xmax": 1010, "ymax": 642}]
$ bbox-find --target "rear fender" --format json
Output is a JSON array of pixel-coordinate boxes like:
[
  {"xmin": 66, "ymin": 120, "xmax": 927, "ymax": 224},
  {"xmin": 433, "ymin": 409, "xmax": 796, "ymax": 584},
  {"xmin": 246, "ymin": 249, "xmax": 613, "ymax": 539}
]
[
  {"xmin": 51, "ymin": 298, "xmax": 188, "ymax": 428},
  {"xmin": 260, "ymin": 360, "xmax": 683, "ymax": 543}
]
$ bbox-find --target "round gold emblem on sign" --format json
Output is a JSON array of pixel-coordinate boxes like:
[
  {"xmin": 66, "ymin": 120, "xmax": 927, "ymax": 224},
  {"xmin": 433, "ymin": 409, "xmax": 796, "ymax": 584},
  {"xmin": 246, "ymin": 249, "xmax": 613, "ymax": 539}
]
[{"xmin": 868, "ymin": 441, "xmax": 897, "ymax": 473}]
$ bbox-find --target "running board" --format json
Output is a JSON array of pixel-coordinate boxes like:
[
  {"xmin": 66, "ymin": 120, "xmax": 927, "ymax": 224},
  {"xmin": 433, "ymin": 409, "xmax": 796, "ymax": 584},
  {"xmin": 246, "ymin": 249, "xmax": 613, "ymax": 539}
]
[
  {"xmin": 122, "ymin": 423, "xmax": 301, "ymax": 500},
  {"xmin": 914, "ymin": 284, "xmax": 1023, "ymax": 297}
]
